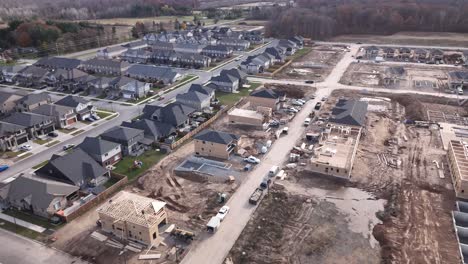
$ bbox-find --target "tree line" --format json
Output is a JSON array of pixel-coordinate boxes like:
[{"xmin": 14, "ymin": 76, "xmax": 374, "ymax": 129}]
[{"xmin": 248, "ymin": 0, "xmax": 468, "ymax": 39}]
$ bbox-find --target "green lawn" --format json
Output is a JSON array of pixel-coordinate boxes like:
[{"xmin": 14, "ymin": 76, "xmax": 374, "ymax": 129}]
[
  {"xmin": 105, "ymin": 115, "xmax": 117, "ymax": 121},
  {"xmin": 113, "ymin": 149, "xmax": 166, "ymax": 182},
  {"xmin": 32, "ymin": 160, "xmax": 49, "ymax": 169},
  {"xmin": 162, "ymin": 75, "xmax": 198, "ymax": 95},
  {"xmin": 34, "ymin": 139, "xmax": 52, "ymax": 145},
  {"xmin": 3, "ymin": 151, "xmax": 23, "ymax": 158},
  {"xmin": 58, "ymin": 127, "xmax": 78, "ymax": 134},
  {"xmin": 71, "ymin": 129, "xmax": 84, "ymax": 136},
  {"xmin": 3, "ymin": 209, "xmax": 61, "ymax": 229},
  {"xmin": 45, "ymin": 140, "xmax": 60, "ymax": 147},
  {"xmin": 289, "ymin": 47, "xmax": 312, "ymax": 61},
  {"xmin": 96, "ymin": 111, "xmax": 113, "ymax": 119},
  {"xmin": 0, "ymin": 220, "xmax": 43, "ymax": 240},
  {"xmin": 216, "ymin": 82, "xmax": 262, "ymax": 106}
]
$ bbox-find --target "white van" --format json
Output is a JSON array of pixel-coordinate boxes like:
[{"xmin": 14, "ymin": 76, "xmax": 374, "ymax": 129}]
[
  {"xmin": 304, "ymin": 118, "xmax": 311, "ymax": 126},
  {"xmin": 207, "ymin": 216, "xmax": 221, "ymax": 233},
  {"xmin": 269, "ymin": 166, "xmax": 279, "ymax": 177}
]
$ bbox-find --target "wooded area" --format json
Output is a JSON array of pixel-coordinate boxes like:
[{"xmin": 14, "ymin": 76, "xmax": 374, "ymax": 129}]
[{"xmin": 250, "ymin": 0, "xmax": 468, "ymax": 39}]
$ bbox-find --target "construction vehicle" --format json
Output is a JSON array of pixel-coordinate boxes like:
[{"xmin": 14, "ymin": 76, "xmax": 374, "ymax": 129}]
[
  {"xmin": 170, "ymin": 227, "xmax": 196, "ymax": 241},
  {"xmin": 249, "ymin": 188, "xmax": 264, "ymax": 205}
]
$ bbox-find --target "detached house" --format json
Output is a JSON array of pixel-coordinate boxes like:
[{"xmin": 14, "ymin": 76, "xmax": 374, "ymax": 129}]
[
  {"xmin": 248, "ymin": 88, "xmax": 284, "ymax": 111},
  {"xmin": 209, "ymin": 73, "xmax": 239, "ymax": 93},
  {"xmin": 97, "ymin": 46, "xmax": 127, "ymax": 59},
  {"xmin": 176, "ymin": 91, "xmax": 211, "ymax": 110},
  {"xmin": 194, "ymin": 129, "xmax": 239, "ymax": 160},
  {"xmin": 0, "ymin": 122, "xmax": 29, "ymax": 151},
  {"xmin": 240, "ymin": 54, "xmax": 272, "ymax": 74},
  {"xmin": 31, "ymin": 104, "xmax": 77, "ymax": 128},
  {"xmin": 108, "ymin": 76, "xmax": 150, "ymax": 100},
  {"xmin": 54, "ymin": 95, "xmax": 94, "ymax": 121},
  {"xmin": 329, "ymin": 99, "xmax": 368, "ymax": 128},
  {"xmin": 78, "ymin": 137, "xmax": 122, "ymax": 166},
  {"xmin": 0, "ymin": 91, "xmax": 22, "ymax": 115},
  {"xmin": 122, "ymin": 119, "xmax": 175, "ymax": 143},
  {"xmin": 188, "ymin": 84, "xmax": 215, "ymax": 99},
  {"xmin": 16, "ymin": 93, "xmax": 52, "ymax": 112},
  {"xmin": 142, "ymin": 103, "xmax": 195, "ymax": 129},
  {"xmin": 0, "ymin": 65, "xmax": 27, "ymax": 83},
  {"xmin": 16, "ymin": 66, "xmax": 49, "ymax": 87},
  {"xmin": 80, "ymin": 58, "xmax": 130, "ymax": 76},
  {"xmin": 100, "ymin": 126, "xmax": 145, "ymax": 156},
  {"xmin": 264, "ymin": 47, "xmax": 286, "ymax": 64},
  {"xmin": 220, "ymin": 68, "xmax": 247, "ymax": 88}
]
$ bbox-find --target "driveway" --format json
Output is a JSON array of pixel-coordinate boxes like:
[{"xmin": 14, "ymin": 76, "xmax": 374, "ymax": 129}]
[{"xmin": 0, "ymin": 228, "xmax": 89, "ymax": 264}]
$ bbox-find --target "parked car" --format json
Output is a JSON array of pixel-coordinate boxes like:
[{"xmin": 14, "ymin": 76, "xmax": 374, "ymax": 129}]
[
  {"xmin": 297, "ymin": 99, "xmax": 307, "ymax": 104},
  {"xmin": 260, "ymin": 176, "xmax": 271, "ymax": 189},
  {"xmin": 63, "ymin": 144, "xmax": 75, "ymax": 151},
  {"xmin": 19, "ymin": 145, "xmax": 32, "ymax": 151},
  {"xmin": 305, "ymin": 80, "xmax": 314, "ymax": 84},
  {"xmin": 48, "ymin": 132, "xmax": 59, "ymax": 137},
  {"xmin": 0, "ymin": 165, "xmax": 9, "ymax": 172},
  {"xmin": 244, "ymin": 156, "xmax": 261, "ymax": 164},
  {"xmin": 291, "ymin": 100, "xmax": 304, "ymax": 106},
  {"xmin": 92, "ymin": 114, "xmax": 101, "ymax": 120},
  {"xmin": 304, "ymin": 118, "xmax": 311, "ymax": 126},
  {"xmin": 216, "ymin": 206, "xmax": 230, "ymax": 221},
  {"xmin": 321, "ymin": 96, "xmax": 328, "ymax": 102},
  {"xmin": 39, "ymin": 85, "xmax": 48, "ymax": 90},
  {"xmin": 147, "ymin": 99, "xmax": 155, "ymax": 104},
  {"xmin": 315, "ymin": 102, "xmax": 322, "ymax": 110},
  {"xmin": 269, "ymin": 120, "xmax": 280, "ymax": 128},
  {"xmin": 286, "ymin": 107, "xmax": 299, "ymax": 113}
]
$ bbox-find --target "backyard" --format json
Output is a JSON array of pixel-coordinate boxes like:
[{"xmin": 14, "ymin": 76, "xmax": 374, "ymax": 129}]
[
  {"xmin": 113, "ymin": 149, "xmax": 166, "ymax": 181},
  {"xmin": 216, "ymin": 82, "xmax": 262, "ymax": 106}
]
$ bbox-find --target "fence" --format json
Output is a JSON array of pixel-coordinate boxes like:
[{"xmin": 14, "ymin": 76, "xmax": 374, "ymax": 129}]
[
  {"xmin": 64, "ymin": 172, "xmax": 128, "ymax": 222},
  {"xmin": 271, "ymin": 60, "xmax": 293, "ymax": 77}
]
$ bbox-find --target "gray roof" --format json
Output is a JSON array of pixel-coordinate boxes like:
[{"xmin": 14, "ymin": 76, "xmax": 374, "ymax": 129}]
[
  {"xmin": 17, "ymin": 92, "xmax": 51, "ymax": 106},
  {"xmin": 329, "ymin": 99, "xmax": 368, "ymax": 127},
  {"xmin": 81, "ymin": 58, "xmax": 130, "ymax": 69},
  {"xmin": 194, "ymin": 129, "xmax": 238, "ymax": 145},
  {"xmin": 121, "ymin": 119, "xmax": 175, "ymax": 140},
  {"xmin": 0, "ymin": 91, "xmax": 21, "ymax": 105},
  {"xmin": 100, "ymin": 126, "xmax": 144, "ymax": 141},
  {"xmin": 19, "ymin": 66, "xmax": 49, "ymax": 77},
  {"xmin": 55, "ymin": 95, "xmax": 89, "ymax": 108},
  {"xmin": 36, "ymin": 148, "xmax": 108, "ymax": 186},
  {"xmin": 142, "ymin": 103, "xmax": 195, "ymax": 127},
  {"xmin": 31, "ymin": 104, "xmax": 74, "ymax": 117},
  {"xmin": 188, "ymin": 84, "xmax": 214, "ymax": 95},
  {"xmin": 449, "ymin": 71, "xmax": 468, "ymax": 82},
  {"xmin": 4, "ymin": 174, "xmax": 78, "ymax": 211},
  {"xmin": 176, "ymin": 91, "xmax": 210, "ymax": 104},
  {"xmin": 78, "ymin": 136, "xmax": 120, "ymax": 156},
  {"xmin": 203, "ymin": 45, "xmax": 232, "ymax": 52},
  {"xmin": 220, "ymin": 68, "xmax": 247, "ymax": 80},
  {"xmin": 0, "ymin": 121, "xmax": 25, "ymax": 137},
  {"xmin": 211, "ymin": 73, "xmax": 238, "ymax": 84},
  {"xmin": 126, "ymin": 64, "xmax": 178, "ymax": 81},
  {"xmin": 1, "ymin": 112, "xmax": 52, "ymax": 127},
  {"xmin": 250, "ymin": 88, "xmax": 279, "ymax": 99},
  {"xmin": 35, "ymin": 57, "xmax": 81, "ymax": 69}
]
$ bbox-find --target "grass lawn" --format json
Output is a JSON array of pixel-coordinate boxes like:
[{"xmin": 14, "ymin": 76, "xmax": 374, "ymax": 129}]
[
  {"xmin": 162, "ymin": 75, "xmax": 198, "ymax": 95},
  {"xmin": 104, "ymin": 176, "xmax": 120, "ymax": 188},
  {"xmin": 113, "ymin": 149, "xmax": 166, "ymax": 182},
  {"xmin": 105, "ymin": 115, "xmax": 117, "ymax": 121},
  {"xmin": 3, "ymin": 209, "xmax": 61, "ymax": 229},
  {"xmin": 96, "ymin": 111, "xmax": 113, "ymax": 119},
  {"xmin": 0, "ymin": 220, "xmax": 42, "ymax": 240},
  {"xmin": 34, "ymin": 138, "xmax": 52, "ymax": 145},
  {"xmin": 32, "ymin": 160, "xmax": 49, "ymax": 170},
  {"xmin": 58, "ymin": 127, "xmax": 78, "ymax": 134},
  {"xmin": 3, "ymin": 151, "xmax": 22, "ymax": 158},
  {"xmin": 45, "ymin": 140, "xmax": 60, "ymax": 147},
  {"xmin": 71, "ymin": 129, "xmax": 84, "ymax": 136},
  {"xmin": 216, "ymin": 82, "xmax": 262, "ymax": 106},
  {"xmin": 289, "ymin": 47, "xmax": 312, "ymax": 61}
]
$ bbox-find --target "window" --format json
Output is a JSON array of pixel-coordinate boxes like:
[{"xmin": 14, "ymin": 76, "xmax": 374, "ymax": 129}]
[
  {"xmin": 153, "ymin": 232, "xmax": 157, "ymax": 239},
  {"xmin": 337, "ymin": 169, "xmax": 340, "ymax": 173},
  {"xmin": 202, "ymin": 141, "xmax": 206, "ymax": 144},
  {"xmin": 112, "ymin": 224, "xmax": 115, "ymax": 230}
]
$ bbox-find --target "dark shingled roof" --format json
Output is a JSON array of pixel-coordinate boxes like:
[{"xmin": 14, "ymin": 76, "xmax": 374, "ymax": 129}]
[
  {"xmin": 78, "ymin": 137, "xmax": 120, "ymax": 156},
  {"xmin": 17, "ymin": 92, "xmax": 51, "ymax": 106},
  {"xmin": 194, "ymin": 129, "xmax": 238, "ymax": 145},
  {"xmin": 35, "ymin": 57, "xmax": 82, "ymax": 70},
  {"xmin": 0, "ymin": 122, "xmax": 25, "ymax": 137},
  {"xmin": 100, "ymin": 126, "xmax": 144, "ymax": 141},
  {"xmin": 142, "ymin": 103, "xmax": 195, "ymax": 127},
  {"xmin": 1, "ymin": 112, "xmax": 52, "ymax": 127},
  {"xmin": 329, "ymin": 99, "xmax": 368, "ymax": 127},
  {"xmin": 188, "ymin": 84, "xmax": 214, "ymax": 96},
  {"xmin": 54, "ymin": 95, "xmax": 89, "ymax": 108},
  {"xmin": 249, "ymin": 88, "xmax": 279, "ymax": 99},
  {"xmin": 121, "ymin": 119, "xmax": 175, "ymax": 140}
]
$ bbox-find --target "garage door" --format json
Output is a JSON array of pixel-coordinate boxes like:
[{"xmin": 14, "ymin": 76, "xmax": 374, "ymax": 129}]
[{"xmin": 67, "ymin": 117, "xmax": 77, "ymax": 125}]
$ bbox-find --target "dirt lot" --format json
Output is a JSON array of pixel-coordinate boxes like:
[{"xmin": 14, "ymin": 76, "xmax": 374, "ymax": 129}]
[
  {"xmin": 330, "ymin": 31, "xmax": 468, "ymax": 47},
  {"xmin": 275, "ymin": 44, "xmax": 346, "ymax": 82},
  {"xmin": 339, "ymin": 62, "xmax": 457, "ymax": 93}
]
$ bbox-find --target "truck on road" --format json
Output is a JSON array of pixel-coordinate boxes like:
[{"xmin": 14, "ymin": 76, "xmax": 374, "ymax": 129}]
[{"xmin": 249, "ymin": 188, "xmax": 264, "ymax": 205}]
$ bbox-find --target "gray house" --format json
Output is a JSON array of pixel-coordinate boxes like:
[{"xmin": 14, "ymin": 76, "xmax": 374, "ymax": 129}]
[
  {"xmin": 0, "ymin": 122, "xmax": 29, "ymax": 151},
  {"xmin": 125, "ymin": 64, "xmax": 181, "ymax": 84},
  {"xmin": 188, "ymin": 84, "xmax": 215, "ymax": 99},
  {"xmin": 79, "ymin": 58, "xmax": 130, "ymax": 76},
  {"xmin": 100, "ymin": 126, "xmax": 145, "ymax": 156},
  {"xmin": 31, "ymin": 104, "xmax": 77, "ymax": 129},
  {"xmin": 55, "ymin": 95, "xmax": 94, "ymax": 121},
  {"xmin": 202, "ymin": 45, "xmax": 233, "ymax": 58},
  {"xmin": 1, "ymin": 112, "xmax": 56, "ymax": 138},
  {"xmin": 142, "ymin": 103, "xmax": 195, "ymax": 129},
  {"xmin": 329, "ymin": 99, "xmax": 368, "ymax": 127},
  {"xmin": 176, "ymin": 91, "xmax": 211, "ymax": 110},
  {"xmin": 16, "ymin": 92, "xmax": 52, "ymax": 112},
  {"xmin": 35, "ymin": 57, "xmax": 82, "ymax": 70},
  {"xmin": 78, "ymin": 137, "xmax": 122, "ymax": 166},
  {"xmin": 0, "ymin": 91, "xmax": 22, "ymax": 115},
  {"xmin": 121, "ymin": 119, "xmax": 175, "ymax": 143},
  {"xmin": 209, "ymin": 73, "xmax": 239, "ymax": 93}
]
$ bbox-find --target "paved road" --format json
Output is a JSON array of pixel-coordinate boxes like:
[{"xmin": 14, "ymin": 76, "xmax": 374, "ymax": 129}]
[
  {"xmin": 0, "ymin": 229, "xmax": 89, "ymax": 264},
  {"xmin": 314, "ymin": 40, "xmax": 468, "ymax": 51}
]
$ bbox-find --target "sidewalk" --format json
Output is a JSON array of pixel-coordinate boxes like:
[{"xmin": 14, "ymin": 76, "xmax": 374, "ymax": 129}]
[{"xmin": 0, "ymin": 212, "xmax": 46, "ymax": 233}]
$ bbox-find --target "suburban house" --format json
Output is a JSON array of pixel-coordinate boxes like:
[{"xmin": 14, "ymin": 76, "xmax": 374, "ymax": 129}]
[
  {"xmin": 125, "ymin": 64, "xmax": 181, "ymax": 84},
  {"xmin": 244, "ymin": 31, "xmax": 264, "ymax": 44},
  {"xmin": 399, "ymin": 47, "xmax": 412, "ymax": 60},
  {"xmin": 35, "ymin": 148, "xmax": 110, "ymax": 189},
  {"xmin": 329, "ymin": 99, "xmax": 368, "ymax": 128},
  {"xmin": 176, "ymin": 91, "xmax": 211, "ymax": 110},
  {"xmin": 142, "ymin": 103, "xmax": 195, "ymax": 129},
  {"xmin": 0, "ymin": 174, "xmax": 79, "ymax": 219},
  {"xmin": 97, "ymin": 191, "xmax": 168, "ymax": 246},
  {"xmin": 194, "ymin": 129, "xmax": 239, "ymax": 160},
  {"xmin": 218, "ymin": 38, "xmax": 250, "ymax": 51},
  {"xmin": 414, "ymin": 48, "xmax": 428, "ymax": 61},
  {"xmin": 122, "ymin": 119, "xmax": 176, "ymax": 143},
  {"xmin": 100, "ymin": 126, "xmax": 145, "ymax": 156},
  {"xmin": 1, "ymin": 112, "xmax": 56, "ymax": 138},
  {"xmin": 78, "ymin": 137, "xmax": 122, "ymax": 166},
  {"xmin": 220, "ymin": 68, "xmax": 247, "ymax": 88},
  {"xmin": 0, "ymin": 91, "xmax": 22, "ymax": 115},
  {"xmin": 0, "ymin": 65, "xmax": 27, "ymax": 83},
  {"xmin": 365, "ymin": 46, "xmax": 380, "ymax": 58},
  {"xmin": 31, "ymin": 104, "xmax": 78, "ymax": 128},
  {"xmin": 43, "ymin": 68, "xmax": 89, "ymax": 89},
  {"xmin": 430, "ymin": 49, "xmax": 444, "ymax": 62},
  {"xmin": 201, "ymin": 45, "xmax": 233, "ymax": 58},
  {"xmin": 87, "ymin": 77, "xmax": 116, "ymax": 96},
  {"xmin": 80, "ymin": 58, "xmax": 130, "ymax": 76},
  {"xmin": 264, "ymin": 47, "xmax": 286, "ymax": 63},
  {"xmin": 209, "ymin": 73, "xmax": 239, "ymax": 93},
  {"xmin": 240, "ymin": 54, "xmax": 272, "ymax": 74},
  {"xmin": 109, "ymin": 76, "xmax": 150, "ymax": 100},
  {"xmin": 151, "ymin": 51, "xmax": 211, "ymax": 68},
  {"xmin": 121, "ymin": 49, "xmax": 153, "ymax": 64},
  {"xmin": 448, "ymin": 71, "xmax": 468, "ymax": 89},
  {"xmin": 188, "ymin": 84, "xmax": 215, "ymax": 99},
  {"xmin": 174, "ymin": 43, "xmax": 205, "ymax": 54},
  {"xmin": 35, "ymin": 57, "xmax": 81, "ymax": 70},
  {"xmin": 16, "ymin": 92, "xmax": 52, "ymax": 112},
  {"xmin": 277, "ymin": 39, "xmax": 297, "ymax": 55},
  {"xmin": 54, "ymin": 95, "xmax": 94, "ymax": 121},
  {"xmin": 0, "ymin": 122, "xmax": 29, "ymax": 151},
  {"xmin": 97, "ymin": 46, "xmax": 128, "ymax": 59},
  {"xmin": 248, "ymin": 88, "xmax": 284, "ymax": 111},
  {"xmin": 289, "ymin": 36, "xmax": 305, "ymax": 48},
  {"xmin": 16, "ymin": 66, "xmax": 49, "ymax": 87},
  {"xmin": 382, "ymin": 47, "xmax": 396, "ymax": 59}
]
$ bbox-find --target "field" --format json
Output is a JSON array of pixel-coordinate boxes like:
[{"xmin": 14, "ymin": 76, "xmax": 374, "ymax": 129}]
[{"xmin": 330, "ymin": 31, "xmax": 468, "ymax": 47}]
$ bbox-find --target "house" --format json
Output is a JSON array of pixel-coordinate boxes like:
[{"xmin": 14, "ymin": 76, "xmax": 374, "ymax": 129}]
[
  {"xmin": 1, "ymin": 112, "xmax": 56, "ymax": 138},
  {"xmin": 447, "ymin": 140, "xmax": 468, "ymax": 199},
  {"xmin": 399, "ymin": 47, "xmax": 412, "ymax": 60},
  {"xmin": 35, "ymin": 57, "xmax": 81, "ymax": 70},
  {"xmin": 97, "ymin": 191, "xmax": 168, "ymax": 246},
  {"xmin": 382, "ymin": 47, "xmax": 395, "ymax": 59},
  {"xmin": 277, "ymin": 39, "xmax": 297, "ymax": 55},
  {"xmin": 31, "ymin": 104, "xmax": 77, "ymax": 129},
  {"xmin": 176, "ymin": 91, "xmax": 211, "ymax": 110},
  {"xmin": 125, "ymin": 65, "xmax": 181, "ymax": 84},
  {"xmin": 78, "ymin": 137, "xmax": 122, "ymax": 166},
  {"xmin": 381, "ymin": 66, "xmax": 406, "ymax": 86},
  {"xmin": 430, "ymin": 49, "xmax": 444, "ymax": 62},
  {"xmin": 194, "ymin": 129, "xmax": 239, "ymax": 160},
  {"xmin": 0, "ymin": 174, "xmax": 79, "ymax": 218},
  {"xmin": 188, "ymin": 84, "xmax": 215, "ymax": 99},
  {"xmin": 122, "ymin": 40, "xmax": 148, "ymax": 50},
  {"xmin": 174, "ymin": 43, "xmax": 206, "ymax": 54},
  {"xmin": 329, "ymin": 99, "xmax": 368, "ymax": 127},
  {"xmin": 209, "ymin": 73, "xmax": 239, "ymax": 93},
  {"xmin": 218, "ymin": 38, "xmax": 250, "ymax": 51},
  {"xmin": 142, "ymin": 103, "xmax": 195, "ymax": 128},
  {"xmin": 264, "ymin": 47, "xmax": 286, "ymax": 63},
  {"xmin": 248, "ymin": 88, "xmax": 284, "ymax": 111},
  {"xmin": 176, "ymin": 53, "xmax": 211, "ymax": 68},
  {"xmin": 80, "ymin": 58, "xmax": 130, "ymax": 76},
  {"xmin": 16, "ymin": 66, "xmax": 49, "ymax": 87},
  {"xmin": 121, "ymin": 49, "xmax": 153, "ymax": 64},
  {"xmin": 100, "ymin": 126, "xmax": 145, "ymax": 156},
  {"xmin": 220, "ymin": 68, "xmax": 247, "ymax": 88},
  {"xmin": 228, "ymin": 108, "xmax": 264, "ymax": 127},
  {"xmin": 448, "ymin": 71, "xmax": 468, "ymax": 89},
  {"xmin": 0, "ymin": 91, "xmax": 22, "ymax": 115},
  {"xmin": 0, "ymin": 65, "xmax": 27, "ymax": 83},
  {"xmin": 16, "ymin": 92, "xmax": 52, "ymax": 112},
  {"xmin": 109, "ymin": 76, "xmax": 150, "ymax": 100},
  {"xmin": 35, "ymin": 148, "xmax": 110, "ymax": 189},
  {"xmin": 87, "ymin": 77, "xmax": 116, "ymax": 96},
  {"xmin": 289, "ymin": 36, "xmax": 304, "ymax": 48},
  {"xmin": 414, "ymin": 48, "xmax": 428, "ymax": 61},
  {"xmin": 97, "ymin": 46, "xmax": 128, "ymax": 59},
  {"xmin": 0, "ymin": 122, "xmax": 29, "ymax": 151},
  {"xmin": 122, "ymin": 119, "xmax": 175, "ymax": 143},
  {"xmin": 365, "ymin": 46, "xmax": 380, "ymax": 58},
  {"xmin": 240, "ymin": 54, "xmax": 272, "ymax": 74},
  {"xmin": 201, "ymin": 45, "xmax": 233, "ymax": 58},
  {"xmin": 43, "ymin": 68, "xmax": 89, "ymax": 89},
  {"xmin": 54, "ymin": 95, "xmax": 94, "ymax": 121},
  {"xmin": 149, "ymin": 42, "xmax": 175, "ymax": 52},
  {"xmin": 244, "ymin": 31, "xmax": 264, "ymax": 45}
]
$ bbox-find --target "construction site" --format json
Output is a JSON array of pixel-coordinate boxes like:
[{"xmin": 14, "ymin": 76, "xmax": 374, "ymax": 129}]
[
  {"xmin": 275, "ymin": 44, "xmax": 347, "ymax": 82},
  {"xmin": 228, "ymin": 89, "xmax": 463, "ymax": 264},
  {"xmin": 340, "ymin": 62, "xmax": 464, "ymax": 93}
]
